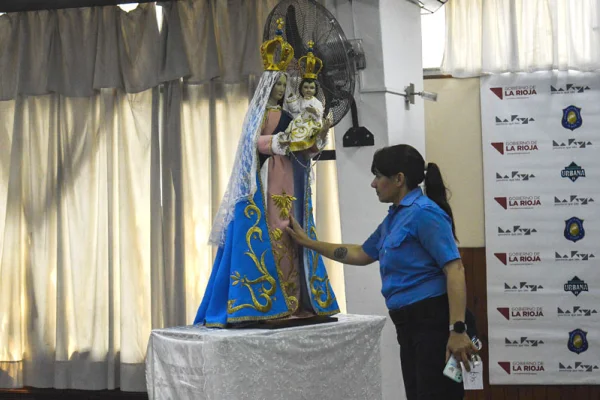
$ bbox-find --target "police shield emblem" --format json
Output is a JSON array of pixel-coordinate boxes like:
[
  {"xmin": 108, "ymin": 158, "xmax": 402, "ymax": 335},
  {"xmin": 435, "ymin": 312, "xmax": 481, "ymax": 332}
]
[
  {"xmin": 564, "ymin": 217, "xmax": 585, "ymax": 242},
  {"xmin": 562, "ymin": 105, "xmax": 582, "ymax": 131},
  {"xmin": 568, "ymin": 329, "xmax": 588, "ymax": 354}
]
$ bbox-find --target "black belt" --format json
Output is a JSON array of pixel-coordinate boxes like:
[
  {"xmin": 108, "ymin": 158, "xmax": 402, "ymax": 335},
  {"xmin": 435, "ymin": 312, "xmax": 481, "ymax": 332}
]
[
  {"xmin": 388, "ymin": 294, "xmax": 449, "ymax": 325},
  {"xmin": 389, "ymin": 295, "xmax": 479, "ymax": 338}
]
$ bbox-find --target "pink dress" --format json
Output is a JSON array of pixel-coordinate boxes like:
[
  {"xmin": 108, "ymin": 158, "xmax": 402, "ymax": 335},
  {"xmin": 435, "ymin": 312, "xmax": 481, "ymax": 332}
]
[{"xmin": 256, "ymin": 106, "xmax": 320, "ymax": 318}]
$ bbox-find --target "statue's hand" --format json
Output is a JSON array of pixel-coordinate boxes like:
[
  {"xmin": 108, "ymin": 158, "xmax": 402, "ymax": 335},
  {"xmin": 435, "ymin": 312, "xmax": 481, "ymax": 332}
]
[
  {"xmin": 318, "ymin": 120, "xmax": 332, "ymax": 138},
  {"xmin": 271, "ymin": 132, "xmax": 290, "ymax": 156},
  {"xmin": 305, "ymin": 106, "xmax": 318, "ymax": 115}
]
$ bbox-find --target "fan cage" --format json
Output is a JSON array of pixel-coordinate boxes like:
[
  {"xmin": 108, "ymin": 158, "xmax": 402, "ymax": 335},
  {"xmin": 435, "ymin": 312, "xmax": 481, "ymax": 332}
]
[{"xmin": 263, "ymin": 0, "xmax": 356, "ymax": 127}]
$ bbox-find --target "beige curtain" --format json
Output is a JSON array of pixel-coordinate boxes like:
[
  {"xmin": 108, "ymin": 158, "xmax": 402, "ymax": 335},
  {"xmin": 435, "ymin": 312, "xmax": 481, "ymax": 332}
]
[
  {"xmin": 443, "ymin": 0, "xmax": 600, "ymax": 77},
  {"xmin": 0, "ymin": 1, "xmax": 345, "ymax": 392},
  {"xmin": 0, "ymin": 89, "xmax": 155, "ymax": 390}
]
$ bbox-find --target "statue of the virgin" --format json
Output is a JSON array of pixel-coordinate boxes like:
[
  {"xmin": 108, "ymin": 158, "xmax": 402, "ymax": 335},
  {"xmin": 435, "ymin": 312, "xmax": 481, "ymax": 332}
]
[{"xmin": 194, "ymin": 19, "xmax": 339, "ymax": 327}]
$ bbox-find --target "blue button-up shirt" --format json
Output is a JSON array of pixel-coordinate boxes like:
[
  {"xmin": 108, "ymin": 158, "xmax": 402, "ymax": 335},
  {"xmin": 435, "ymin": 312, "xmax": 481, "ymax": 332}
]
[{"xmin": 362, "ymin": 187, "xmax": 460, "ymax": 310}]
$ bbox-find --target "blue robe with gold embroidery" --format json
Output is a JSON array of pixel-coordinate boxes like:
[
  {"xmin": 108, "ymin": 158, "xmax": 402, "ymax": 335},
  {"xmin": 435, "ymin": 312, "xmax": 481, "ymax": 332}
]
[{"xmin": 194, "ymin": 108, "xmax": 339, "ymax": 328}]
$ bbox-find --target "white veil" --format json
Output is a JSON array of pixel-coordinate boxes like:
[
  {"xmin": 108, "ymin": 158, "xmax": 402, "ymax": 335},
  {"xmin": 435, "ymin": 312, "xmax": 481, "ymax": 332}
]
[{"xmin": 209, "ymin": 70, "xmax": 284, "ymax": 246}]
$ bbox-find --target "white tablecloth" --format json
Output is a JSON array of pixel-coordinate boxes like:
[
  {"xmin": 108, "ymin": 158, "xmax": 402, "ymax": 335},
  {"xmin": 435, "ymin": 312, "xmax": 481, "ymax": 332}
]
[{"xmin": 145, "ymin": 314, "xmax": 387, "ymax": 400}]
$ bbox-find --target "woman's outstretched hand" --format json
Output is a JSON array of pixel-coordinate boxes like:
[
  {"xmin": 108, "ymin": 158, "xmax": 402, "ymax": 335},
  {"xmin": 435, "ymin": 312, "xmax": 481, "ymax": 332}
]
[{"xmin": 286, "ymin": 216, "xmax": 310, "ymax": 246}]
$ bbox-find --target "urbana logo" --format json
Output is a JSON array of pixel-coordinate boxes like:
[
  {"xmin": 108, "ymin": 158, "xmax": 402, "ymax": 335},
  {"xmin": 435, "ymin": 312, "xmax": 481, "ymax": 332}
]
[
  {"xmin": 564, "ymin": 217, "xmax": 585, "ymax": 243},
  {"xmin": 568, "ymin": 329, "xmax": 588, "ymax": 355},
  {"xmin": 551, "ymin": 84, "xmax": 591, "ymax": 94},
  {"xmin": 561, "ymin": 162, "xmax": 586, "ymax": 182},
  {"xmin": 505, "ymin": 337, "xmax": 545, "ymax": 347},
  {"xmin": 562, "ymin": 105, "xmax": 583, "ymax": 131},
  {"xmin": 497, "ymin": 307, "xmax": 544, "ymax": 321},
  {"xmin": 498, "ymin": 361, "xmax": 545, "ymax": 375},
  {"xmin": 554, "ymin": 195, "xmax": 594, "ymax": 206},
  {"xmin": 504, "ymin": 282, "xmax": 544, "ymax": 292},
  {"xmin": 498, "ymin": 226, "xmax": 537, "ymax": 236},
  {"xmin": 495, "ymin": 115, "xmax": 535, "ymax": 125},
  {"xmin": 496, "ymin": 171, "xmax": 536, "ymax": 182},
  {"xmin": 494, "ymin": 196, "xmax": 542, "ymax": 210},
  {"xmin": 559, "ymin": 362, "xmax": 599, "ymax": 373},
  {"xmin": 557, "ymin": 306, "xmax": 598, "ymax": 317},
  {"xmin": 556, "ymin": 251, "xmax": 595, "ymax": 262},
  {"xmin": 553, "ymin": 139, "xmax": 593, "ymax": 150},
  {"xmin": 490, "ymin": 85, "xmax": 537, "ymax": 100},
  {"xmin": 491, "ymin": 141, "xmax": 539, "ymax": 155},
  {"xmin": 564, "ymin": 276, "xmax": 589, "ymax": 296},
  {"xmin": 495, "ymin": 252, "xmax": 541, "ymax": 266}
]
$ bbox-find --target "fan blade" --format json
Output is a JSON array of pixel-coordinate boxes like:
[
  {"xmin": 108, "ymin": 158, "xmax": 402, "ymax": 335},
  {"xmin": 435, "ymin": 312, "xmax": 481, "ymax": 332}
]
[
  {"xmin": 284, "ymin": 5, "xmax": 308, "ymax": 58},
  {"xmin": 314, "ymin": 42, "xmax": 354, "ymax": 74}
]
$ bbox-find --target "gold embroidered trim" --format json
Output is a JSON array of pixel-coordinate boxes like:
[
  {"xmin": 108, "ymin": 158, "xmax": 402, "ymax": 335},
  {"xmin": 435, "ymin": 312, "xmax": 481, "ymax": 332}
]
[
  {"xmin": 310, "ymin": 276, "xmax": 335, "ymax": 308},
  {"xmin": 227, "ymin": 198, "xmax": 277, "ymax": 314},
  {"xmin": 258, "ymin": 156, "xmax": 294, "ymax": 314},
  {"xmin": 268, "ymin": 177, "xmax": 302, "ymax": 314},
  {"xmin": 271, "ymin": 191, "xmax": 297, "ymax": 219},
  {"xmin": 205, "ymin": 322, "xmax": 227, "ymax": 328},
  {"xmin": 289, "ymin": 137, "xmax": 317, "ymax": 152},
  {"xmin": 270, "ymin": 230, "xmax": 299, "ymax": 312},
  {"xmin": 315, "ymin": 309, "xmax": 340, "ymax": 316},
  {"xmin": 281, "ymin": 245, "xmax": 299, "ymax": 313},
  {"xmin": 271, "ymin": 228, "xmax": 283, "ymax": 241},
  {"xmin": 303, "ymin": 173, "xmax": 338, "ymax": 312},
  {"xmin": 227, "ymin": 310, "xmax": 293, "ymax": 323},
  {"xmin": 308, "ymin": 225, "xmax": 335, "ymax": 309}
]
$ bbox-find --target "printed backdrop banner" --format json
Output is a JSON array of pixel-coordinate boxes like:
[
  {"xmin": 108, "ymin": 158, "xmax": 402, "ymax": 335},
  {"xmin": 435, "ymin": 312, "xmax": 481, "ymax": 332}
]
[{"xmin": 481, "ymin": 71, "xmax": 600, "ymax": 385}]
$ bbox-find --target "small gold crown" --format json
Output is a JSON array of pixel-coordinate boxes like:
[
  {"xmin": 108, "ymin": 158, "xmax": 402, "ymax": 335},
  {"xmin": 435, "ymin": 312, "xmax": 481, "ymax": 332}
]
[
  {"xmin": 260, "ymin": 18, "xmax": 294, "ymax": 72},
  {"xmin": 298, "ymin": 41, "xmax": 323, "ymax": 80}
]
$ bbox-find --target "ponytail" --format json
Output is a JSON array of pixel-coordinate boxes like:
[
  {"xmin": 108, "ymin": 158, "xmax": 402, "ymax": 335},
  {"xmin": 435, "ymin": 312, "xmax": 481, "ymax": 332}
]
[
  {"xmin": 370, "ymin": 144, "xmax": 457, "ymax": 241},
  {"xmin": 424, "ymin": 162, "xmax": 458, "ymax": 242}
]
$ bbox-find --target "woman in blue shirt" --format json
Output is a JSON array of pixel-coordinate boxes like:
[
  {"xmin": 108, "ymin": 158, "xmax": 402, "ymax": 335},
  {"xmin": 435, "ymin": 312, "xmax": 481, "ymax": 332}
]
[{"xmin": 287, "ymin": 144, "xmax": 477, "ymax": 400}]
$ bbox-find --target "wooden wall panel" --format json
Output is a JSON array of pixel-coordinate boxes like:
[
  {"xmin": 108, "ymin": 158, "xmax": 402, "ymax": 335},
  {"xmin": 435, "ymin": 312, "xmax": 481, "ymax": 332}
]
[{"xmin": 460, "ymin": 247, "xmax": 599, "ymax": 400}]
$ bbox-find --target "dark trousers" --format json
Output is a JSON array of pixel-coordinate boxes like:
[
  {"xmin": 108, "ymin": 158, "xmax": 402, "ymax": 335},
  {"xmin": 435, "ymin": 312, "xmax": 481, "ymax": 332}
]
[{"xmin": 389, "ymin": 295, "xmax": 464, "ymax": 400}]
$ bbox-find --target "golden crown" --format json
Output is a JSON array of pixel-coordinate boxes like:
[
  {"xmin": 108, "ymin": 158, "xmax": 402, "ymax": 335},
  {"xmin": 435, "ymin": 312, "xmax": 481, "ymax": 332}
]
[
  {"xmin": 298, "ymin": 41, "xmax": 323, "ymax": 80},
  {"xmin": 260, "ymin": 18, "xmax": 294, "ymax": 72}
]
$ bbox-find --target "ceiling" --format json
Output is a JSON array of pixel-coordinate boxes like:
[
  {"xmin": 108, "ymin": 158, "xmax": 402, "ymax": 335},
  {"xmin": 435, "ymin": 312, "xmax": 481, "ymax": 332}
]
[{"xmin": 0, "ymin": 0, "xmax": 159, "ymax": 13}]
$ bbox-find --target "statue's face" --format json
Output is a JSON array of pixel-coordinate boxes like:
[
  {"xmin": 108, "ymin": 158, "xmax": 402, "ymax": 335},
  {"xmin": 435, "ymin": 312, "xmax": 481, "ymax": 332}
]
[
  {"xmin": 301, "ymin": 81, "xmax": 316, "ymax": 98},
  {"xmin": 270, "ymin": 75, "xmax": 287, "ymax": 102}
]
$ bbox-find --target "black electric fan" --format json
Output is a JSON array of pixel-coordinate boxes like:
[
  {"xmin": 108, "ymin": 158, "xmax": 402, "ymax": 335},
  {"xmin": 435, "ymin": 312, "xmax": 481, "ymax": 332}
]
[{"xmin": 263, "ymin": 0, "xmax": 372, "ymax": 147}]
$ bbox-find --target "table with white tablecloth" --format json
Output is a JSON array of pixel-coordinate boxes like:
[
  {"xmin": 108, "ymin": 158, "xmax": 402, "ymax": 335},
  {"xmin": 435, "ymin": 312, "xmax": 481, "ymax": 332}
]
[{"xmin": 145, "ymin": 314, "xmax": 387, "ymax": 400}]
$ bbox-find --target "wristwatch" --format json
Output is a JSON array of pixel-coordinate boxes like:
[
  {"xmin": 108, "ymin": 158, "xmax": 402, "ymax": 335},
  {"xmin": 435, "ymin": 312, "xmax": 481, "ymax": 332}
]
[{"xmin": 449, "ymin": 321, "xmax": 467, "ymax": 334}]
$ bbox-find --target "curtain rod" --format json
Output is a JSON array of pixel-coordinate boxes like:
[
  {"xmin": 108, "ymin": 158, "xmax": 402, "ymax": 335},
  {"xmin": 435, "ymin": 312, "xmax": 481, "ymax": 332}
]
[{"xmin": 0, "ymin": 0, "xmax": 173, "ymax": 13}]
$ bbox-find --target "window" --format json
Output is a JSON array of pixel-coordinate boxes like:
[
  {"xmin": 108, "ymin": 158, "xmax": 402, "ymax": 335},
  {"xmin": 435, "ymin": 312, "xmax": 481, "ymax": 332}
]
[
  {"xmin": 118, "ymin": 3, "xmax": 163, "ymax": 31},
  {"xmin": 421, "ymin": 5, "xmax": 446, "ymax": 70}
]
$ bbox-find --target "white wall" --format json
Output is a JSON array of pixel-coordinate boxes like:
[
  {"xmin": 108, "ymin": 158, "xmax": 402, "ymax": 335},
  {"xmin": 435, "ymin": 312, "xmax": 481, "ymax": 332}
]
[
  {"xmin": 325, "ymin": 1, "xmax": 427, "ymax": 399},
  {"xmin": 381, "ymin": 0, "xmax": 426, "ymax": 154}
]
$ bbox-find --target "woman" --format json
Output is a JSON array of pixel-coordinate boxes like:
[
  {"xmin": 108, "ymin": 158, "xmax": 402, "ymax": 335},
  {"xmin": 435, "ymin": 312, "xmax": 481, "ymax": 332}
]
[
  {"xmin": 286, "ymin": 144, "xmax": 477, "ymax": 399},
  {"xmin": 194, "ymin": 22, "xmax": 339, "ymax": 328}
]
